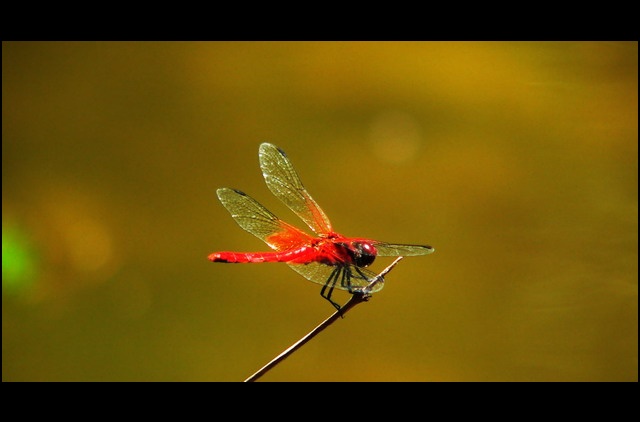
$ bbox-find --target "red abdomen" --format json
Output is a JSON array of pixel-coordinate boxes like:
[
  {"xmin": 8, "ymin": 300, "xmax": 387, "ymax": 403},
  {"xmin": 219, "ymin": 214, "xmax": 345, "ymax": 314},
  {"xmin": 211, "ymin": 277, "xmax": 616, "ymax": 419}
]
[{"xmin": 208, "ymin": 247, "xmax": 319, "ymax": 264}]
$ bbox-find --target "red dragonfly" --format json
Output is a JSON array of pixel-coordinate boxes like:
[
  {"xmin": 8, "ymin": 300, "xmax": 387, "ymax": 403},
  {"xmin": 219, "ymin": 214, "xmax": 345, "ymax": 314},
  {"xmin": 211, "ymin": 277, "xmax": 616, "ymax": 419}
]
[{"xmin": 208, "ymin": 143, "xmax": 434, "ymax": 310}]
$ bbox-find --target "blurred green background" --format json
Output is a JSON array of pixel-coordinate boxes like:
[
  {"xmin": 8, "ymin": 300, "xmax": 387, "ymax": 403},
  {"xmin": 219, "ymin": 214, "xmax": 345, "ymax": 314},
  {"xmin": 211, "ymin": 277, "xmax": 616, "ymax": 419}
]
[{"xmin": 2, "ymin": 41, "xmax": 637, "ymax": 382}]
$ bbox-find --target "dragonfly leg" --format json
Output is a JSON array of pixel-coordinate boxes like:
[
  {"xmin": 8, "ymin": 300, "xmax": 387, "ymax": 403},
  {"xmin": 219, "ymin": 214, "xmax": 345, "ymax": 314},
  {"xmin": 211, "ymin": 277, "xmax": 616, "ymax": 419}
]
[
  {"xmin": 350, "ymin": 266, "xmax": 377, "ymax": 294},
  {"xmin": 320, "ymin": 267, "xmax": 343, "ymax": 312},
  {"xmin": 341, "ymin": 267, "xmax": 356, "ymax": 294}
]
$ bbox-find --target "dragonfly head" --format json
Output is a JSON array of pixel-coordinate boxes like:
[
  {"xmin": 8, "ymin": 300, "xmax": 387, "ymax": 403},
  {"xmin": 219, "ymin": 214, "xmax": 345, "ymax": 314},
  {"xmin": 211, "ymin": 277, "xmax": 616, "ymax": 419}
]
[{"xmin": 350, "ymin": 241, "xmax": 377, "ymax": 268}]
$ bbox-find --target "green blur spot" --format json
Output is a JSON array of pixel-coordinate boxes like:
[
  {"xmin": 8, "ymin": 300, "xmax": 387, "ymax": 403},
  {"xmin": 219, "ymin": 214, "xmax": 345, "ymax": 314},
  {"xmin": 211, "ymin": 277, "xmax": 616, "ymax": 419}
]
[{"xmin": 2, "ymin": 225, "xmax": 37, "ymax": 293}]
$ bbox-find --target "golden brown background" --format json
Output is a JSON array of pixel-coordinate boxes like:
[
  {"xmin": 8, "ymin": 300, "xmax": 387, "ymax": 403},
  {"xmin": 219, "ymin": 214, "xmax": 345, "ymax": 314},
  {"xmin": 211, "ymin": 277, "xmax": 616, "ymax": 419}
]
[{"xmin": 2, "ymin": 41, "xmax": 637, "ymax": 381}]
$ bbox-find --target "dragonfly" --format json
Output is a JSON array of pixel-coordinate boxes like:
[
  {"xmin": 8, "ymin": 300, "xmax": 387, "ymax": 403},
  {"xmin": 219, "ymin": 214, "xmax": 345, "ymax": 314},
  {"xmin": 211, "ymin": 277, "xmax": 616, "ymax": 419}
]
[{"xmin": 208, "ymin": 143, "xmax": 434, "ymax": 311}]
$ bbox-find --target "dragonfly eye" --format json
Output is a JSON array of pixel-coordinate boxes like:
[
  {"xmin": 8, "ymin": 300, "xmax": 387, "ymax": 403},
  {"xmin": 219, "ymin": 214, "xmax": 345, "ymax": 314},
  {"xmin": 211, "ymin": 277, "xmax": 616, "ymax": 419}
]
[{"xmin": 352, "ymin": 242, "xmax": 377, "ymax": 267}]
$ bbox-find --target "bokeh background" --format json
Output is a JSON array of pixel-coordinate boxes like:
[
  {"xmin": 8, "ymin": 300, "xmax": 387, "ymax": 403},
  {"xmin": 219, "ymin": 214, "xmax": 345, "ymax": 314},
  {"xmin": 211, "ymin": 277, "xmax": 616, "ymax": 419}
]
[{"xmin": 2, "ymin": 41, "xmax": 637, "ymax": 382}]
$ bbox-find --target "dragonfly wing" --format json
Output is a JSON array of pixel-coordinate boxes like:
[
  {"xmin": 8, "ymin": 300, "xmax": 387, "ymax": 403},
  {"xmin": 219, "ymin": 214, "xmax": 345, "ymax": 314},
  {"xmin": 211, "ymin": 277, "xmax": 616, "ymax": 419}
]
[
  {"xmin": 259, "ymin": 143, "xmax": 333, "ymax": 235},
  {"xmin": 373, "ymin": 242, "xmax": 435, "ymax": 257},
  {"xmin": 287, "ymin": 262, "xmax": 384, "ymax": 293},
  {"xmin": 216, "ymin": 187, "xmax": 313, "ymax": 251}
]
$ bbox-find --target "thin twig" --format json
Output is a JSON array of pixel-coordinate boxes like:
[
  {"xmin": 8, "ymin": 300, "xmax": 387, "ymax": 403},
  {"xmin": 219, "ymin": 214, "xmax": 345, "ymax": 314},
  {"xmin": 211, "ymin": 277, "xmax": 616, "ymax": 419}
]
[{"xmin": 244, "ymin": 256, "xmax": 404, "ymax": 382}]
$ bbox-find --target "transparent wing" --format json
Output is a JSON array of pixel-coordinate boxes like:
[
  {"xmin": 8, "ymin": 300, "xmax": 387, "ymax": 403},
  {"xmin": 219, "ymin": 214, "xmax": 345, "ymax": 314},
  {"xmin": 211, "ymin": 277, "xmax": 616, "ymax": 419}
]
[
  {"xmin": 287, "ymin": 262, "xmax": 384, "ymax": 293},
  {"xmin": 373, "ymin": 242, "xmax": 435, "ymax": 256},
  {"xmin": 259, "ymin": 143, "xmax": 333, "ymax": 235},
  {"xmin": 216, "ymin": 187, "xmax": 313, "ymax": 251}
]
